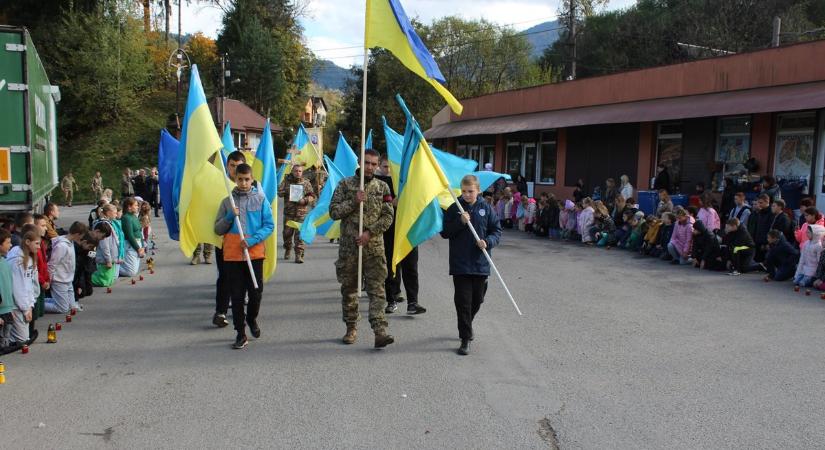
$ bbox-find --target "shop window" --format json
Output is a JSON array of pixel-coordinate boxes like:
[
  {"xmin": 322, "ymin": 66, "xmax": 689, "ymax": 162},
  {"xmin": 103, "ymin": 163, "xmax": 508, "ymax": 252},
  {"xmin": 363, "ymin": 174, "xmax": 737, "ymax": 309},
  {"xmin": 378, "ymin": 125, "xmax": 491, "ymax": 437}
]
[
  {"xmin": 523, "ymin": 143, "xmax": 537, "ymax": 183},
  {"xmin": 539, "ymin": 130, "xmax": 557, "ymax": 184},
  {"xmin": 775, "ymin": 112, "xmax": 816, "ymax": 185},
  {"xmin": 482, "ymin": 145, "xmax": 495, "ymax": 169},
  {"xmin": 506, "ymin": 142, "xmax": 522, "ymax": 175},
  {"xmin": 716, "ymin": 116, "xmax": 751, "ymax": 169},
  {"xmin": 656, "ymin": 122, "xmax": 683, "ymax": 190},
  {"xmin": 456, "ymin": 144, "xmax": 468, "ymax": 158}
]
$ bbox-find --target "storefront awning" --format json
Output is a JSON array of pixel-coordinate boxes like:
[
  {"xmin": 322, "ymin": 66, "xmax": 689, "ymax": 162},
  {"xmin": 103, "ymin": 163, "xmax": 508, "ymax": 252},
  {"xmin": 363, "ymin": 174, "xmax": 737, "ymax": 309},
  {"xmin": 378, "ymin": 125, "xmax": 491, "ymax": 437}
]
[{"xmin": 424, "ymin": 81, "xmax": 825, "ymax": 139}]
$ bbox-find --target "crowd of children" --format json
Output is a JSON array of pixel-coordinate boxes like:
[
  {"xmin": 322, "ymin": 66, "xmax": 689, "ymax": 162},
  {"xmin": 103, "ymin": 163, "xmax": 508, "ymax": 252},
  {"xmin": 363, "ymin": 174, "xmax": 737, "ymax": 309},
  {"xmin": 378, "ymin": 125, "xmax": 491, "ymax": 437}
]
[
  {"xmin": 490, "ymin": 180, "xmax": 817, "ymax": 287},
  {"xmin": 0, "ymin": 197, "xmax": 156, "ymax": 355}
]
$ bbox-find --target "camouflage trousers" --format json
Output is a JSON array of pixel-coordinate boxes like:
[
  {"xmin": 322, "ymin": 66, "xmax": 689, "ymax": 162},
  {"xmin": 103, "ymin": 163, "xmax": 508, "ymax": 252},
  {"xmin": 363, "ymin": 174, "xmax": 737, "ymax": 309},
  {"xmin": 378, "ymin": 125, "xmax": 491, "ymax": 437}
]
[
  {"xmin": 193, "ymin": 243, "xmax": 213, "ymax": 259},
  {"xmin": 336, "ymin": 253, "xmax": 388, "ymax": 332},
  {"xmin": 283, "ymin": 214, "xmax": 305, "ymax": 253}
]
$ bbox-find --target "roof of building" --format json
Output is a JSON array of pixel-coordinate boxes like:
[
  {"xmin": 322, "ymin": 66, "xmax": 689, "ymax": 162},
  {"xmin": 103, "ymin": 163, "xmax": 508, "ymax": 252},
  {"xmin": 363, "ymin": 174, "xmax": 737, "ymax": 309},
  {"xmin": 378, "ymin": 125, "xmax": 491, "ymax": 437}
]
[
  {"xmin": 426, "ymin": 39, "xmax": 825, "ymax": 139},
  {"xmin": 209, "ymin": 98, "xmax": 283, "ymax": 133}
]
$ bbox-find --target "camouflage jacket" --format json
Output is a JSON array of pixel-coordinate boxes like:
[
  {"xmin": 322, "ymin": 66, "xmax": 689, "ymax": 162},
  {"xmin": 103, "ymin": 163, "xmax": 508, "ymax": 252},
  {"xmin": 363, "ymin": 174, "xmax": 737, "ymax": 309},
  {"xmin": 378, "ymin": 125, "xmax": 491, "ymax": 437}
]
[
  {"xmin": 329, "ymin": 175, "xmax": 394, "ymax": 258},
  {"xmin": 278, "ymin": 174, "xmax": 316, "ymax": 218}
]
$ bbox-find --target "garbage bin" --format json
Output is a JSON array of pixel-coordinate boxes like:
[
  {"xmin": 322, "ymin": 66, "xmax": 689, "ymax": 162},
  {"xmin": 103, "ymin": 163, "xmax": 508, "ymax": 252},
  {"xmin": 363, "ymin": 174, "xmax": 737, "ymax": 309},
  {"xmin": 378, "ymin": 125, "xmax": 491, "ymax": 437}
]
[
  {"xmin": 671, "ymin": 194, "xmax": 689, "ymax": 209},
  {"xmin": 637, "ymin": 191, "xmax": 659, "ymax": 216}
]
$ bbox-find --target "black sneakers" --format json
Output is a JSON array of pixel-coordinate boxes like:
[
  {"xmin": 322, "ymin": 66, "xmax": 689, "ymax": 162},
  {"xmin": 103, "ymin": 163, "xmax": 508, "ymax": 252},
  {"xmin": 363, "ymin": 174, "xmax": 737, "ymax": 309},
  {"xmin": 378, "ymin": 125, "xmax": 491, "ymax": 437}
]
[
  {"xmin": 407, "ymin": 303, "xmax": 427, "ymax": 315},
  {"xmin": 232, "ymin": 334, "xmax": 248, "ymax": 349},
  {"xmin": 457, "ymin": 339, "xmax": 470, "ymax": 355},
  {"xmin": 385, "ymin": 301, "xmax": 398, "ymax": 314},
  {"xmin": 212, "ymin": 313, "xmax": 229, "ymax": 328}
]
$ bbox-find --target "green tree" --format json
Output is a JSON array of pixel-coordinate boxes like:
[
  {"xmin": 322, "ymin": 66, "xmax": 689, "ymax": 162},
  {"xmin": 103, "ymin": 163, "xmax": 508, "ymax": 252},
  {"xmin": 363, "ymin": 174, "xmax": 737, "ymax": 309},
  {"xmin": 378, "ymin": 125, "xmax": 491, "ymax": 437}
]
[{"xmin": 216, "ymin": 0, "xmax": 312, "ymax": 127}]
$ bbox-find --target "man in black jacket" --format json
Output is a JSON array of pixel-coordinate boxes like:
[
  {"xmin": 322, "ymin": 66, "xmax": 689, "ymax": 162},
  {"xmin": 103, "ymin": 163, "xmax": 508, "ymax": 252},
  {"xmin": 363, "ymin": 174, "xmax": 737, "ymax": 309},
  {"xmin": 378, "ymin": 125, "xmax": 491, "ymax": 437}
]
[
  {"xmin": 765, "ymin": 230, "xmax": 799, "ymax": 281},
  {"xmin": 769, "ymin": 199, "xmax": 794, "ymax": 244},
  {"xmin": 441, "ymin": 175, "xmax": 502, "ymax": 355},
  {"xmin": 377, "ymin": 156, "xmax": 425, "ymax": 316},
  {"xmin": 747, "ymin": 194, "xmax": 773, "ymax": 262}
]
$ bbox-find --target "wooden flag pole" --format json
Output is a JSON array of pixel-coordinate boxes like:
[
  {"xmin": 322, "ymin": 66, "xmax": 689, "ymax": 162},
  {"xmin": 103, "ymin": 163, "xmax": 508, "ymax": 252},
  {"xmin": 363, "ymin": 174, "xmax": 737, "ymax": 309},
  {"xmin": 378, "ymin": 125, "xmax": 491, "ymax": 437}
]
[{"xmin": 357, "ymin": 47, "xmax": 369, "ymax": 297}]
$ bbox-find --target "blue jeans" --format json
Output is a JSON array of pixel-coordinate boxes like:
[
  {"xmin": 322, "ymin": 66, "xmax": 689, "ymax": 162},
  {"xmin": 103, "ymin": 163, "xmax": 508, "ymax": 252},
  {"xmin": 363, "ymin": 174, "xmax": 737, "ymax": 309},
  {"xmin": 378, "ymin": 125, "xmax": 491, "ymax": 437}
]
[
  {"xmin": 667, "ymin": 242, "xmax": 690, "ymax": 264},
  {"xmin": 549, "ymin": 229, "xmax": 561, "ymax": 239},
  {"xmin": 794, "ymin": 274, "xmax": 815, "ymax": 287}
]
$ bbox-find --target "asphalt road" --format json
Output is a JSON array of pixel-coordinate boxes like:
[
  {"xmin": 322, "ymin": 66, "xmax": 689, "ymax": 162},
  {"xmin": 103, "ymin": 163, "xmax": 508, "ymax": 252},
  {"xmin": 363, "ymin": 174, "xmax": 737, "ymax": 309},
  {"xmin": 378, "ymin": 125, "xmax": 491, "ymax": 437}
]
[{"xmin": 2, "ymin": 205, "xmax": 825, "ymax": 449}]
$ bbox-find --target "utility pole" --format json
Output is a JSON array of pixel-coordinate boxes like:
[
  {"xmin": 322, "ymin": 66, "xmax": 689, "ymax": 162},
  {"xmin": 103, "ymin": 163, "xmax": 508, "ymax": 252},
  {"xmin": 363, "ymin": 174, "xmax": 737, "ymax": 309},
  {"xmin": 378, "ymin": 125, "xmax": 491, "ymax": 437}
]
[
  {"xmin": 176, "ymin": 0, "xmax": 183, "ymax": 131},
  {"xmin": 567, "ymin": 0, "xmax": 577, "ymax": 80},
  {"xmin": 772, "ymin": 17, "xmax": 782, "ymax": 48},
  {"xmin": 219, "ymin": 54, "xmax": 228, "ymax": 130}
]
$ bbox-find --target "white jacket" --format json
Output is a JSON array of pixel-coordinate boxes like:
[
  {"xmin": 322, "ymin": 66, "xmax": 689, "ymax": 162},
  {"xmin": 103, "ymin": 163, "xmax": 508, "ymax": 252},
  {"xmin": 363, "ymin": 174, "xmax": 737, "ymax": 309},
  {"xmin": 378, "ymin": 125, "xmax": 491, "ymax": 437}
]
[
  {"xmin": 49, "ymin": 235, "xmax": 76, "ymax": 284},
  {"xmin": 5, "ymin": 246, "xmax": 36, "ymax": 311}
]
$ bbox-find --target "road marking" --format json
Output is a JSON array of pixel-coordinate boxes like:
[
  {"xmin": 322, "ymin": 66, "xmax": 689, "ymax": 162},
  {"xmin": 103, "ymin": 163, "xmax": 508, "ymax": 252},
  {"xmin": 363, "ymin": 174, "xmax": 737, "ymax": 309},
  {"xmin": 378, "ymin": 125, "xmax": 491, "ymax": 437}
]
[{"xmin": 0, "ymin": 79, "xmax": 6, "ymax": 91}]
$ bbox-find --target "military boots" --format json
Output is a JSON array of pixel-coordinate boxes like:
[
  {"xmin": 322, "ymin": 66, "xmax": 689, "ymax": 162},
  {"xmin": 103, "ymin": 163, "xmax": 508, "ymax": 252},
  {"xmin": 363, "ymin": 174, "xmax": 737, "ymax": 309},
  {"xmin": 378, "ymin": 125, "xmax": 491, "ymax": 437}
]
[
  {"xmin": 295, "ymin": 251, "xmax": 304, "ymax": 264},
  {"xmin": 374, "ymin": 330, "xmax": 395, "ymax": 348},
  {"xmin": 342, "ymin": 324, "xmax": 357, "ymax": 344},
  {"xmin": 284, "ymin": 248, "xmax": 292, "ymax": 260}
]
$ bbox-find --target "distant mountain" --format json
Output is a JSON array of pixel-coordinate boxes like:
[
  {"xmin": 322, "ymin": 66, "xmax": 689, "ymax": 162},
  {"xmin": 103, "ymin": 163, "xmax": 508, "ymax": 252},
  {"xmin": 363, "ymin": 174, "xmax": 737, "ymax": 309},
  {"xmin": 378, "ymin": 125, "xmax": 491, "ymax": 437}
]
[
  {"xmin": 312, "ymin": 59, "xmax": 353, "ymax": 91},
  {"xmin": 523, "ymin": 20, "xmax": 563, "ymax": 59}
]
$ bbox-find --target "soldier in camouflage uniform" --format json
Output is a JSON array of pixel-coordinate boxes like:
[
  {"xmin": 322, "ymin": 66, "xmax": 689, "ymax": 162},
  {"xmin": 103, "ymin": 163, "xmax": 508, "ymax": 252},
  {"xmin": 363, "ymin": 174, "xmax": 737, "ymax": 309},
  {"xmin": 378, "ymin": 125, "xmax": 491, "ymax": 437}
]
[
  {"xmin": 329, "ymin": 149, "xmax": 395, "ymax": 348},
  {"xmin": 278, "ymin": 164, "xmax": 316, "ymax": 263}
]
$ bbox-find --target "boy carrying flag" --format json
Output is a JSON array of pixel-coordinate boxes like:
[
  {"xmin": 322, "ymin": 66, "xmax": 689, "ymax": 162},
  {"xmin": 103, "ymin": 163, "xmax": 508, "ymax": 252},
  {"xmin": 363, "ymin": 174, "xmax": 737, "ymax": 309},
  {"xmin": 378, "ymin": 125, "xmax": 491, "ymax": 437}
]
[{"xmin": 214, "ymin": 163, "xmax": 274, "ymax": 349}]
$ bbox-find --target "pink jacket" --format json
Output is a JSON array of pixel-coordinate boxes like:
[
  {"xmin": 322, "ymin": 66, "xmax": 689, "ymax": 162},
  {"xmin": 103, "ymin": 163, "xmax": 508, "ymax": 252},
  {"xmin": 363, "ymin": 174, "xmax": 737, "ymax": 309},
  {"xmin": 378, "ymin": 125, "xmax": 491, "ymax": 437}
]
[
  {"xmin": 795, "ymin": 217, "xmax": 825, "ymax": 249},
  {"xmin": 669, "ymin": 219, "xmax": 694, "ymax": 256},
  {"xmin": 511, "ymin": 192, "xmax": 522, "ymax": 220},
  {"xmin": 796, "ymin": 224, "xmax": 825, "ymax": 277},
  {"xmin": 579, "ymin": 207, "xmax": 594, "ymax": 242},
  {"xmin": 697, "ymin": 207, "xmax": 720, "ymax": 232}
]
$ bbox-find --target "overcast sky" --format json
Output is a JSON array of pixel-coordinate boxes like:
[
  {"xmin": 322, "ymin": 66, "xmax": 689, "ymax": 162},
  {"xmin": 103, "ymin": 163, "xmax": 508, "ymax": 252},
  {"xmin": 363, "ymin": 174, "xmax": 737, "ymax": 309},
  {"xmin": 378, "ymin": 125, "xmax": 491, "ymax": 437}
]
[{"xmin": 176, "ymin": 0, "xmax": 637, "ymax": 67}]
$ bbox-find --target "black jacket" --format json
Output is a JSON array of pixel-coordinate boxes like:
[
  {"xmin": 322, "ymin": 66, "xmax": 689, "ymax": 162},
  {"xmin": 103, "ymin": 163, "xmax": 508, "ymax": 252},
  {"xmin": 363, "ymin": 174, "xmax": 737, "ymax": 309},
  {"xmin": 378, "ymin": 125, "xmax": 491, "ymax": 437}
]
[
  {"xmin": 657, "ymin": 223, "xmax": 674, "ymax": 248},
  {"xmin": 692, "ymin": 220, "xmax": 721, "ymax": 262},
  {"xmin": 653, "ymin": 169, "xmax": 671, "ymax": 192},
  {"xmin": 546, "ymin": 203, "xmax": 560, "ymax": 230},
  {"xmin": 724, "ymin": 225, "xmax": 756, "ymax": 249},
  {"xmin": 441, "ymin": 198, "xmax": 501, "ymax": 276},
  {"xmin": 748, "ymin": 208, "xmax": 773, "ymax": 245},
  {"xmin": 769, "ymin": 211, "xmax": 793, "ymax": 242},
  {"xmin": 770, "ymin": 235, "xmax": 801, "ymax": 275},
  {"xmin": 376, "ymin": 174, "xmax": 396, "ymax": 243},
  {"xmin": 73, "ymin": 241, "xmax": 95, "ymax": 299},
  {"xmin": 132, "ymin": 175, "xmax": 147, "ymax": 199}
]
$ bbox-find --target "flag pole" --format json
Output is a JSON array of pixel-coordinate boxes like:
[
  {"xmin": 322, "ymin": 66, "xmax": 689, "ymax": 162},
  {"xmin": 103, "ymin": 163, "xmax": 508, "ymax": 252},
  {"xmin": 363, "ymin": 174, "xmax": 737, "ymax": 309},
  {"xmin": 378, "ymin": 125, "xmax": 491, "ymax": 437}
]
[
  {"xmin": 357, "ymin": 47, "xmax": 369, "ymax": 297},
  {"xmin": 216, "ymin": 151, "xmax": 259, "ymax": 290},
  {"xmin": 447, "ymin": 188, "xmax": 522, "ymax": 316}
]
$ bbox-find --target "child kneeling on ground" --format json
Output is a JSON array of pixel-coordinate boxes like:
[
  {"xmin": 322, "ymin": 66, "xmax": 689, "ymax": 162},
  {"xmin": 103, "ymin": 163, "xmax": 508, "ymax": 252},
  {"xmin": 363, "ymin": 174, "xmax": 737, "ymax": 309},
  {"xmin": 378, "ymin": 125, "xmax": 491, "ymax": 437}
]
[
  {"xmin": 766, "ymin": 229, "xmax": 799, "ymax": 282},
  {"xmin": 45, "ymin": 222, "xmax": 87, "ymax": 314},
  {"xmin": 793, "ymin": 224, "xmax": 824, "ymax": 286}
]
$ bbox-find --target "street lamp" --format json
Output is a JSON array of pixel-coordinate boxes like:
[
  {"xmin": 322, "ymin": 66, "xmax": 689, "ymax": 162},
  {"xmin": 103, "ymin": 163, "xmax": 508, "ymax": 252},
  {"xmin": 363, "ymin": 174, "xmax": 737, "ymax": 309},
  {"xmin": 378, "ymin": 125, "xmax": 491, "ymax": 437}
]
[{"xmin": 168, "ymin": 47, "xmax": 191, "ymax": 136}]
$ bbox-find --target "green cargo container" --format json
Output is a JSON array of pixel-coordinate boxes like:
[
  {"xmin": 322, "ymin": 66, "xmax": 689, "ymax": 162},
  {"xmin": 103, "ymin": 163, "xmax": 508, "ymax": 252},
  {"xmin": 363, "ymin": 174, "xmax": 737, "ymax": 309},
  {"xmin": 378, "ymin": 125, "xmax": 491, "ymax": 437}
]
[{"xmin": 0, "ymin": 26, "xmax": 60, "ymax": 213}]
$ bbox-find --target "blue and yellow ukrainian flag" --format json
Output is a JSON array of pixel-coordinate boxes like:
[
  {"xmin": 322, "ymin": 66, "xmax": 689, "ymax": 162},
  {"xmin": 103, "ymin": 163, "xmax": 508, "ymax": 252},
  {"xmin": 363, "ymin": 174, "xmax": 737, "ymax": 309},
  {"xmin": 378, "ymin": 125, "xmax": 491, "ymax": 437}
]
[
  {"xmin": 366, "ymin": 0, "xmax": 463, "ymax": 114},
  {"xmin": 219, "ymin": 121, "xmax": 234, "ymax": 168},
  {"xmin": 300, "ymin": 155, "xmax": 347, "ymax": 244},
  {"xmin": 175, "ymin": 65, "xmax": 228, "ymax": 257},
  {"xmin": 333, "ymin": 131, "xmax": 359, "ymax": 178},
  {"xmin": 250, "ymin": 119, "xmax": 279, "ymax": 281},
  {"xmin": 292, "ymin": 123, "xmax": 322, "ymax": 169},
  {"xmin": 392, "ymin": 102, "xmax": 451, "ymax": 274}
]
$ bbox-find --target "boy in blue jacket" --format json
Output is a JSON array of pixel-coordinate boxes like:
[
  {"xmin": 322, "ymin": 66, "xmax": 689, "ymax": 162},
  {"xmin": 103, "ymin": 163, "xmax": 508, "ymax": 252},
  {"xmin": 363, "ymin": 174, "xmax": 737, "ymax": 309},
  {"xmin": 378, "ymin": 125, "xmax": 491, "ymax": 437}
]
[
  {"xmin": 440, "ymin": 175, "xmax": 502, "ymax": 355},
  {"xmin": 214, "ymin": 164, "xmax": 274, "ymax": 349}
]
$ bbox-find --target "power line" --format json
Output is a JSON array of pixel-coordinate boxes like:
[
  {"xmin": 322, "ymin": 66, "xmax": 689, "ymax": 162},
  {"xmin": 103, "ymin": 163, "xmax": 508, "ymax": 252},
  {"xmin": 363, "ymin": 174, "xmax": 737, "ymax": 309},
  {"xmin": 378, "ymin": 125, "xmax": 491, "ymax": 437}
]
[
  {"xmin": 315, "ymin": 27, "xmax": 565, "ymax": 61},
  {"xmin": 309, "ymin": 15, "xmax": 559, "ymax": 53}
]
